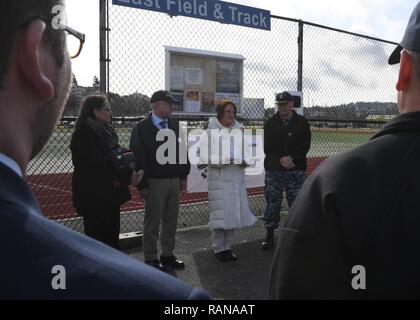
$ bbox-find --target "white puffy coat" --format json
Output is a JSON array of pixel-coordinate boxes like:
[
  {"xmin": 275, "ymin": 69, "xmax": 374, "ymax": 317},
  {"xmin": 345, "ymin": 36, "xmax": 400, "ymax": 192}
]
[{"xmin": 199, "ymin": 117, "xmax": 257, "ymax": 230}]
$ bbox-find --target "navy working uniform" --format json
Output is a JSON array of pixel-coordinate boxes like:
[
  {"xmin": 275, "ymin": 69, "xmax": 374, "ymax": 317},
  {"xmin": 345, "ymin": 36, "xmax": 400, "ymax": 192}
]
[{"xmin": 263, "ymin": 101, "xmax": 311, "ymax": 249}]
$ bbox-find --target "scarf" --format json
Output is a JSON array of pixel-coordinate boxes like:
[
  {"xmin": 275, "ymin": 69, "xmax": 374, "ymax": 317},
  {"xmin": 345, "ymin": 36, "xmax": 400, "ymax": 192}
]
[{"xmin": 85, "ymin": 117, "xmax": 119, "ymax": 150}]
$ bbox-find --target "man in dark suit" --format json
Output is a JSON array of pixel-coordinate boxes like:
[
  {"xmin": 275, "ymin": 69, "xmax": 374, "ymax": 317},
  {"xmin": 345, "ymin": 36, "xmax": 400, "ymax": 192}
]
[
  {"xmin": 0, "ymin": 1, "xmax": 210, "ymax": 300},
  {"xmin": 130, "ymin": 90, "xmax": 190, "ymax": 272}
]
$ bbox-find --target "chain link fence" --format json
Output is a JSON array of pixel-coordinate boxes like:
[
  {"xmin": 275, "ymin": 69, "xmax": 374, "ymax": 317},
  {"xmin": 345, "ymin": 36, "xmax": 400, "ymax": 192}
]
[{"xmin": 27, "ymin": 2, "xmax": 400, "ymax": 245}]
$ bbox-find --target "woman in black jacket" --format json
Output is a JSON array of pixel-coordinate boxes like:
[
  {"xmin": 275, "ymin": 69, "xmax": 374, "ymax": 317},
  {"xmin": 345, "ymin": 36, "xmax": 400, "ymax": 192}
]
[{"xmin": 70, "ymin": 95, "xmax": 142, "ymax": 249}]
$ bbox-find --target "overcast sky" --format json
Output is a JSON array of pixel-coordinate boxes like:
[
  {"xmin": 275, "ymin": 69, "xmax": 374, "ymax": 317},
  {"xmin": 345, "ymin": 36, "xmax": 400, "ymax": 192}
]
[{"xmin": 66, "ymin": 0, "xmax": 417, "ymax": 87}]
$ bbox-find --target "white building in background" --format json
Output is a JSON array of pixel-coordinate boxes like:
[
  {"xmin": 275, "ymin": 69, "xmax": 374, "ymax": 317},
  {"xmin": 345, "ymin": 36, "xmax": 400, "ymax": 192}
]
[{"xmin": 71, "ymin": 85, "xmax": 100, "ymax": 98}]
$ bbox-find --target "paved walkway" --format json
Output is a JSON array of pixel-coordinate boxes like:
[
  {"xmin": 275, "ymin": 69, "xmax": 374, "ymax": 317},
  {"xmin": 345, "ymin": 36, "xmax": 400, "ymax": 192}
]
[{"xmin": 125, "ymin": 219, "xmax": 279, "ymax": 300}]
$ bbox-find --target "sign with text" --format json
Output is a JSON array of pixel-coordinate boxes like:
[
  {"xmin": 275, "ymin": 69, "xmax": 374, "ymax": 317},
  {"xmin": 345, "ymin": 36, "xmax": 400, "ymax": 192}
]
[
  {"xmin": 165, "ymin": 46, "xmax": 245, "ymax": 115},
  {"xmin": 113, "ymin": 0, "xmax": 271, "ymax": 31}
]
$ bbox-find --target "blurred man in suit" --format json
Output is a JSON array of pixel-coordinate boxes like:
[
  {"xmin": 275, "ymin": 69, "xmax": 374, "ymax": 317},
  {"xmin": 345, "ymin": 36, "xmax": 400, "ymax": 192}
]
[{"xmin": 0, "ymin": 1, "xmax": 209, "ymax": 300}]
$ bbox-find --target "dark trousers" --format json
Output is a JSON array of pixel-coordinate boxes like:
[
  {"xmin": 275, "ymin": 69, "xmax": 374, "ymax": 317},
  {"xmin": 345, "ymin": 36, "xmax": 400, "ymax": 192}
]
[
  {"xmin": 263, "ymin": 170, "xmax": 305, "ymax": 229},
  {"xmin": 79, "ymin": 204, "xmax": 121, "ymax": 249}
]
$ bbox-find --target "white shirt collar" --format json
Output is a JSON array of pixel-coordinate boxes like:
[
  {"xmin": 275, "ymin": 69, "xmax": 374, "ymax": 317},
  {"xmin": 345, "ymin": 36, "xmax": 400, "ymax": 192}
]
[
  {"xmin": 151, "ymin": 112, "xmax": 167, "ymax": 128},
  {"xmin": 0, "ymin": 153, "xmax": 23, "ymax": 177}
]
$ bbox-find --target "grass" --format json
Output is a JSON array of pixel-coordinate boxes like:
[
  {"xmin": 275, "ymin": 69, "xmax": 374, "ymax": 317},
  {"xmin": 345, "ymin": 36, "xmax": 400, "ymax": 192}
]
[
  {"xmin": 312, "ymin": 130, "xmax": 375, "ymax": 144},
  {"xmin": 309, "ymin": 129, "xmax": 376, "ymax": 157},
  {"xmin": 27, "ymin": 126, "xmax": 379, "ymax": 175}
]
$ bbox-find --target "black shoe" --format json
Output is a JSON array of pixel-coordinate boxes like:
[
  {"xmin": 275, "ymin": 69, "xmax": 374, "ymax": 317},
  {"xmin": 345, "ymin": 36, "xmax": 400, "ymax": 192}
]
[
  {"xmin": 215, "ymin": 250, "xmax": 237, "ymax": 262},
  {"xmin": 215, "ymin": 251, "xmax": 230, "ymax": 262},
  {"xmin": 160, "ymin": 255, "xmax": 185, "ymax": 269},
  {"xmin": 145, "ymin": 259, "xmax": 168, "ymax": 272},
  {"xmin": 261, "ymin": 240, "xmax": 274, "ymax": 250},
  {"xmin": 262, "ymin": 228, "xmax": 275, "ymax": 250},
  {"xmin": 226, "ymin": 250, "xmax": 238, "ymax": 261}
]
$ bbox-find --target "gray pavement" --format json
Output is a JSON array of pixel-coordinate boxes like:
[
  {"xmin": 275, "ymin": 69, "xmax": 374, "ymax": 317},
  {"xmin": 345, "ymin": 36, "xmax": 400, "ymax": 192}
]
[
  {"xmin": 124, "ymin": 218, "xmax": 284, "ymax": 300},
  {"xmin": 58, "ymin": 202, "xmax": 288, "ymax": 300}
]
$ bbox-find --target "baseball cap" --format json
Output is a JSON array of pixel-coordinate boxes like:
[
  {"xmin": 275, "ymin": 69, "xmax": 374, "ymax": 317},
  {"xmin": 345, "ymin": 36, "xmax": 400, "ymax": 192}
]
[
  {"xmin": 388, "ymin": 2, "xmax": 420, "ymax": 65},
  {"xmin": 275, "ymin": 91, "xmax": 293, "ymax": 104},
  {"xmin": 150, "ymin": 90, "xmax": 178, "ymax": 104}
]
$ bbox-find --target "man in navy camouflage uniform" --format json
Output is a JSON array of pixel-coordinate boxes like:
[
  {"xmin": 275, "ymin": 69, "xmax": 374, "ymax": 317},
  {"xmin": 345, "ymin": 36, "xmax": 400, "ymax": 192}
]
[{"xmin": 262, "ymin": 92, "xmax": 311, "ymax": 250}]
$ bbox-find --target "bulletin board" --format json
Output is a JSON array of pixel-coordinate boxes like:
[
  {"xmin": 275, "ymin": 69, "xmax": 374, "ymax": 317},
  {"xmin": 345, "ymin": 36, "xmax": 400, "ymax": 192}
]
[{"xmin": 165, "ymin": 46, "xmax": 245, "ymax": 116}]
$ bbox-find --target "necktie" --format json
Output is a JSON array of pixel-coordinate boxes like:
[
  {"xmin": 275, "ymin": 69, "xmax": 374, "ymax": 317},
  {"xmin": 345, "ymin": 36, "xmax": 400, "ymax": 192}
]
[{"xmin": 160, "ymin": 120, "xmax": 167, "ymax": 129}]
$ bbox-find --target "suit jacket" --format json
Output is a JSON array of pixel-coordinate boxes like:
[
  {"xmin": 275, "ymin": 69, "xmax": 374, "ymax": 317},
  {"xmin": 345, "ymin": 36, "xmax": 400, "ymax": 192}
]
[
  {"xmin": 0, "ymin": 163, "xmax": 210, "ymax": 300},
  {"xmin": 130, "ymin": 113, "xmax": 190, "ymax": 190}
]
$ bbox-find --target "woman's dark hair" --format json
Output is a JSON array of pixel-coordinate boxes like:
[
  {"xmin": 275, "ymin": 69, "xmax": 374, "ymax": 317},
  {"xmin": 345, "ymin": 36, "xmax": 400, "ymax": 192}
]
[
  {"xmin": 216, "ymin": 100, "xmax": 237, "ymax": 121},
  {"xmin": 76, "ymin": 95, "xmax": 108, "ymax": 125}
]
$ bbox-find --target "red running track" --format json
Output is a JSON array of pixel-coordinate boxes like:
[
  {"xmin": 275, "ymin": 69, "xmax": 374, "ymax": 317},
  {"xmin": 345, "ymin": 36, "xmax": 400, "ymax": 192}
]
[{"xmin": 26, "ymin": 156, "xmax": 327, "ymax": 220}]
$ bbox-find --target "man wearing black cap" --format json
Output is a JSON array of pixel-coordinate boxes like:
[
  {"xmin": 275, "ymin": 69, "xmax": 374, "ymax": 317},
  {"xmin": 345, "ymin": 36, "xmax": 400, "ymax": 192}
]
[
  {"xmin": 269, "ymin": 2, "xmax": 420, "ymax": 299},
  {"xmin": 130, "ymin": 90, "xmax": 190, "ymax": 271},
  {"xmin": 261, "ymin": 91, "xmax": 311, "ymax": 250}
]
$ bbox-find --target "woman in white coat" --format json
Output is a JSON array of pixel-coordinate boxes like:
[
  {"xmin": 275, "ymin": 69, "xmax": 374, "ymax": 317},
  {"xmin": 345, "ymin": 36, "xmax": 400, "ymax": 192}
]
[{"xmin": 199, "ymin": 100, "xmax": 257, "ymax": 262}]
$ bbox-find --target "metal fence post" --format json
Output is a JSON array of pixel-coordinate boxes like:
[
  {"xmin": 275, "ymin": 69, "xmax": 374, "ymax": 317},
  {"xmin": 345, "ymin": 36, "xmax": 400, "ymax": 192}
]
[
  {"xmin": 297, "ymin": 20, "xmax": 303, "ymax": 92},
  {"xmin": 99, "ymin": 0, "xmax": 109, "ymax": 94}
]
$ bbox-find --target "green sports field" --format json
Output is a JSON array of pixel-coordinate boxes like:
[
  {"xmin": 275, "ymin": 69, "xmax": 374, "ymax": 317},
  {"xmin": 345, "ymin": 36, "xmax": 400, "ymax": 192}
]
[
  {"xmin": 27, "ymin": 126, "xmax": 380, "ymax": 175},
  {"xmin": 309, "ymin": 128, "xmax": 378, "ymax": 157}
]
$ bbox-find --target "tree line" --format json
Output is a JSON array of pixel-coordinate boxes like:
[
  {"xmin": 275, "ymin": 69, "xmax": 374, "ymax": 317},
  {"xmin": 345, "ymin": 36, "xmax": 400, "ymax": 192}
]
[{"xmin": 63, "ymin": 76, "xmax": 151, "ymax": 117}]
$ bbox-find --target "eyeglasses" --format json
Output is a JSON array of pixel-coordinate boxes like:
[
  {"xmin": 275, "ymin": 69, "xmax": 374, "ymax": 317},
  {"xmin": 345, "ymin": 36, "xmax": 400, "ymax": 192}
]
[
  {"xmin": 64, "ymin": 25, "xmax": 86, "ymax": 59},
  {"xmin": 19, "ymin": 16, "xmax": 85, "ymax": 59}
]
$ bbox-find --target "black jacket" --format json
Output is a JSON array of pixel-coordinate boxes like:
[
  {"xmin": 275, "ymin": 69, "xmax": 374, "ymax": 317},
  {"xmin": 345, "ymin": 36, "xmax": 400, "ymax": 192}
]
[
  {"xmin": 0, "ymin": 163, "xmax": 210, "ymax": 299},
  {"xmin": 70, "ymin": 121, "xmax": 130, "ymax": 211},
  {"xmin": 130, "ymin": 113, "xmax": 190, "ymax": 190},
  {"xmin": 269, "ymin": 111, "xmax": 420, "ymax": 299},
  {"xmin": 263, "ymin": 110, "xmax": 311, "ymax": 171}
]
